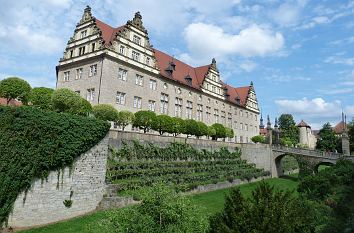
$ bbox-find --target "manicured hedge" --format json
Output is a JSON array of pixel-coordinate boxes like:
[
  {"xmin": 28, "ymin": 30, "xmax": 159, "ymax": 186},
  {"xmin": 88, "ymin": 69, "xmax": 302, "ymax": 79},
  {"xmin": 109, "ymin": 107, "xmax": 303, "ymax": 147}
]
[
  {"xmin": 107, "ymin": 141, "xmax": 269, "ymax": 193},
  {"xmin": 0, "ymin": 106, "xmax": 110, "ymax": 226}
]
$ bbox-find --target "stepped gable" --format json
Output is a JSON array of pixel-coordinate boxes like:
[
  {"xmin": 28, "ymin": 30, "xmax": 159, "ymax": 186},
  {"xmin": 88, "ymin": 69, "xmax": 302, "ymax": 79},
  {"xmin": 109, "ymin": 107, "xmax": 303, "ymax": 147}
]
[{"xmin": 94, "ymin": 18, "xmax": 251, "ymax": 108}]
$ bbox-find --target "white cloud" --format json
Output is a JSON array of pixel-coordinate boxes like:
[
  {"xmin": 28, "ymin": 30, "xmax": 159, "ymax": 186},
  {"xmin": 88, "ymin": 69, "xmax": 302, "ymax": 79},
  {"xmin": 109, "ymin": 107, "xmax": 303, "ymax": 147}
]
[
  {"xmin": 325, "ymin": 88, "xmax": 353, "ymax": 95},
  {"xmin": 271, "ymin": 3, "xmax": 302, "ymax": 27},
  {"xmin": 264, "ymin": 74, "xmax": 311, "ymax": 82},
  {"xmin": 183, "ymin": 23, "xmax": 284, "ymax": 62},
  {"xmin": 275, "ymin": 98, "xmax": 342, "ymax": 117},
  {"xmin": 239, "ymin": 60, "xmax": 257, "ymax": 72},
  {"xmin": 324, "ymin": 56, "xmax": 354, "ymax": 66}
]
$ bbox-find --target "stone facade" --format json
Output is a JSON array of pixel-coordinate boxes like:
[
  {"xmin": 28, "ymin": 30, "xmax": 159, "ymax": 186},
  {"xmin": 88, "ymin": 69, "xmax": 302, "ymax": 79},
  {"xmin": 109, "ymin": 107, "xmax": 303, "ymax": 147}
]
[
  {"xmin": 56, "ymin": 6, "xmax": 260, "ymax": 143},
  {"xmin": 7, "ymin": 137, "xmax": 109, "ymax": 228}
]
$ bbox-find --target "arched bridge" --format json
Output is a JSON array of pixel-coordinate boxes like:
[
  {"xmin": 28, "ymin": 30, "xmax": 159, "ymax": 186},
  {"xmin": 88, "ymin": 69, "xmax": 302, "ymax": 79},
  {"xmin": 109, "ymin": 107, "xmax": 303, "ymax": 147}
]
[{"xmin": 271, "ymin": 145, "xmax": 354, "ymax": 177}]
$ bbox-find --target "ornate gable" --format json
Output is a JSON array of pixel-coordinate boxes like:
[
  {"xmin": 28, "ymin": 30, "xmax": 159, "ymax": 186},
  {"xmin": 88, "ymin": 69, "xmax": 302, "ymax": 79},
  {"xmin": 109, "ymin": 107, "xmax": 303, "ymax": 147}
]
[{"xmin": 245, "ymin": 82, "xmax": 259, "ymax": 113}]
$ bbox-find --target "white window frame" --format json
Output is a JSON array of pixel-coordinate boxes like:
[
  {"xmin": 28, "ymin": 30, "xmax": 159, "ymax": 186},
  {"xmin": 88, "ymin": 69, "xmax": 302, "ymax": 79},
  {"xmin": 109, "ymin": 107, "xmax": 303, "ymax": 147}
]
[
  {"xmin": 175, "ymin": 97, "xmax": 183, "ymax": 117},
  {"xmin": 76, "ymin": 68, "xmax": 83, "ymax": 80},
  {"xmin": 116, "ymin": 92, "xmax": 126, "ymax": 105},
  {"xmin": 64, "ymin": 71, "xmax": 70, "ymax": 82},
  {"xmin": 89, "ymin": 64, "xmax": 97, "ymax": 77},
  {"xmin": 132, "ymin": 50, "xmax": 140, "ymax": 61},
  {"xmin": 133, "ymin": 96, "xmax": 142, "ymax": 109},
  {"xmin": 160, "ymin": 93, "xmax": 169, "ymax": 114},
  {"xmin": 148, "ymin": 100, "xmax": 156, "ymax": 112},
  {"xmin": 86, "ymin": 88, "xmax": 95, "ymax": 102},
  {"xmin": 119, "ymin": 45, "xmax": 125, "ymax": 55},
  {"xmin": 133, "ymin": 35, "xmax": 141, "ymax": 45},
  {"xmin": 118, "ymin": 68, "xmax": 127, "ymax": 81},
  {"xmin": 135, "ymin": 74, "xmax": 143, "ymax": 86},
  {"xmin": 186, "ymin": 101, "xmax": 193, "ymax": 119},
  {"xmin": 149, "ymin": 79, "xmax": 157, "ymax": 90}
]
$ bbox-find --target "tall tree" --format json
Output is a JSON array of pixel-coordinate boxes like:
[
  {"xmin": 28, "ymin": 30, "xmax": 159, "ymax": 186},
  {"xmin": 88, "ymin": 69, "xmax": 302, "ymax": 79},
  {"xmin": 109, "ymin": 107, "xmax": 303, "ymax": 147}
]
[
  {"xmin": 316, "ymin": 122, "xmax": 340, "ymax": 152},
  {"xmin": 278, "ymin": 114, "xmax": 299, "ymax": 145},
  {"xmin": 0, "ymin": 77, "xmax": 31, "ymax": 105}
]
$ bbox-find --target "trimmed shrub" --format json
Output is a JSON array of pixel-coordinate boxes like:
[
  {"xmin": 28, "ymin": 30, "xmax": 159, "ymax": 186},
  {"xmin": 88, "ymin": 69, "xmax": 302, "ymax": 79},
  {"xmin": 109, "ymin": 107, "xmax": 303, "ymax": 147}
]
[
  {"xmin": 225, "ymin": 127, "xmax": 234, "ymax": 138},
  {"xmin": 92, "ymin": 104, "xmax": 119, "ymax": 122},
  {"xmin": 207, "ymin": 126, "xmax": 216, "ymax": 139},
  {"xmin": 0, "ymin": 106, "xmax": 110, "ymax": 226},
  {"xmin": 195, "ymin": 121, "xmax": 208, "ymax": 138},
  {"xmin": 51, "ymin": 88, "xmax": 91, "ymax": 116},
  {"xmin": 133, "ymin": 110, "xmax": 156, "ymax": 133},
  {"xmin": 152, "ymin": 115, "xmax": 173, "ymax": 135},
  {"xmin": 0, "ymin": 77, "xmax": 31, "ymax": 105},
  {"xmin": 116, "ymin": 111, "xmax": 135, "ymax": 131},
  {"xmin": 211, "ymin": 123, "xmax": 226, "ymax": 140},
  {"xmin": 29, "ymin": 87, "xmax": 54, "ymax": 110},
  {"xmin": 251, "ymin": 135, "xmax": 266, "ymax": 144},
  {"xmin": 169, "ymin": 117, "xmax": 186, "ymax": 136},
  {"xmin": 184, "ymin": 119, "xmax": 199, "ymax": 138}
]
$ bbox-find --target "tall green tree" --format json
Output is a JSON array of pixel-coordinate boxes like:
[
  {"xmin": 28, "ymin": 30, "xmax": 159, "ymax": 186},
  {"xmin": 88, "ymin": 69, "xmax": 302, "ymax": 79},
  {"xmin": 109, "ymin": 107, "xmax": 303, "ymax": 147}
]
[
  {"xmin": 133, "ymin": 110, "xmax": 156, "ymax": 133},
  {"xmin": 316, "ymin": 122, "xmax": 340, "ymax": 152},
  {"xmin": 278, "ymin": 114, "xmax": 299, "ymax": 145},
  {"xmin": 116, "ymin": 111, "xmax": 135, "ymax": 131},
  {"xmin": 29, "ymin": 87, "xmax": 54, "ymax": 110},
  {"xmin": 152, "ymin": 115, "xmax": 173, "ymax": 135},
  {"xmin": 209, "ymin": 182, "xmax": 316, "ymax": 233},
  {"xmin": 0, "ymin": 77, "xmax": 31, "ymax": 105}
]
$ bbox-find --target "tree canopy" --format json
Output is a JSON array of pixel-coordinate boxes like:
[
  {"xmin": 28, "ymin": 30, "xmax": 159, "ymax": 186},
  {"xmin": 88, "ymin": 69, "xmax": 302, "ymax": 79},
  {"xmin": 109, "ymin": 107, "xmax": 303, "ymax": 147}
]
[
  {"xmin": 51, "ymin": 88, "xmax": 91, "ymax": 116},
  {"xmin": 0, "ymin": 77, "xmax": 31, "ymax": 105},
  {"xmin": 152, "ymin": 115, "xmax": 173, "ymax": 135},
  {"xmin": 92, "ymin": 104, "xmax": 119, "ymax": 122},
  {"xmin": 133, "ymin": 110, "xmax": 156, "ymax": 133},
  {"xmin": 278, "ymin": 114, "xmax": 299, "ymax": 146},
  {"xmin": 316, "ymin": 122, "xmax": 340, "ymax": 152},
  {"xmin": 29, "ymin": 87, "xmax": 54, "ymax": 110},
  {"xmin": 116, "ymin": 111, "xmax": 135, "ymax": 131}
]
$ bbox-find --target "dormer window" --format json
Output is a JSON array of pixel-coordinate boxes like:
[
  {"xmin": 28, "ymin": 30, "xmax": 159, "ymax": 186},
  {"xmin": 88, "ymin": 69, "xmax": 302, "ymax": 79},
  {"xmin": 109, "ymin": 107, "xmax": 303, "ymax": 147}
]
[
  {"xmin": 235, "ymin": 96, "xmax": 240, "ymax": 104},
  {"xmin": 80, "ymin": 30, "xmax": 87, "ymax": 39},
  {"xmin": 185, "ymin": 74, "xmax": 192, "ymax": 85},
  {"xmin": 165, "ymin": 61, "xmax": 176, "ymax": 75},
  {"xmin": 133, "ymin": 35, "xmax": 141, "ymax": 45}
]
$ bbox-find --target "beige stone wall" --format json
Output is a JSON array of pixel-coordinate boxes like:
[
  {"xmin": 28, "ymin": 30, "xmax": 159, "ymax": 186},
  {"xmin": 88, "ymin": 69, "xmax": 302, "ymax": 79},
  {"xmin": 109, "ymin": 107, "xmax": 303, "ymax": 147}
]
[{"xmin": 7, "ymin": 137, "xmax": 109, "ymax": 228}]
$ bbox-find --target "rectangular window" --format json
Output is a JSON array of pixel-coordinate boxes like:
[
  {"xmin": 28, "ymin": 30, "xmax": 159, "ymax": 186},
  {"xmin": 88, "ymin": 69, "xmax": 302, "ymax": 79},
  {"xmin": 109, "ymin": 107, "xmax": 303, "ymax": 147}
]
[
  {"xmin": 240, "ymin": 136, "xmax": 243, "ymax": 143},
  {"xmin": 221, "ymin": 111, "xmax": 226, "ymax": 125},
  {"xmin": 80, "ymin": 30, "xmax": 87, "ymax": 39},
  {"xmin": 175, "ymin": 97, "xmax": 183, "ymax": 117},
  {"xmin": 116, "ymin": 92, "xmax": 126, "ymax": 105},
  {"xmin": 135, "ymin": 74, "xmax": 143, "ymax": 86},
  {"xmin": 86, "ymin": 88, "xmax": 95, "ymax": 102},
  {"xmin": 245, "ymin": 124, "xmax": 248, "ymax": 131},
  {"xmin": 228, "ymin": 113, "xmax": 232, "ymax": 128},
  {"xmin": 197, "ymin": 104, "xmax": 203, "ymax": 121},
  {"xmin": 206, "ymin": 106, "xmax": 211, "ymax": 122},
  {"xmin": 118, "ymin": 68, "xmax": 127, "ymax": 81},
  {"xmin": 89, "ymin": 64, "xmax": 97, "ymax": 76},
  {"xmin": 186, "ymin": 101, "xmax": 193, "ymax": 119},
  {"xmin": 91, "ymin": 43, "xmax": 95, "ymax": 52},
  {"xmin": 133, "ymin": 96, "xmax": 142, "ymax": 109},
  {"xmin": 132, "ymin": 50, "xmax": 140, "ymax": 61},
  {"xmin": 240, "ymin": 110, "xmax": 243, "ymax": 117},
  {"xmin": 70, "ymin": 50, "xmax": 73, "ymax": 58},
  {"xmin": 119, "ymin": 45, "xmax": 125, "ymax": 55},
  {"xmin": 148, "ymin": 100, "xmax": 156, "ymax": 112},
  {"xmin": 79, "ymin": 46, "xmax": 85, "ymax": 55},
  {"xmin": 160, "ymin": 93, "xmax": 169, "ymax": 114},
  {"xmin": 75, "ymin": 68, "xmax": 83, "ymax": 80},
  {"xmin": 234, "ymin": 121, "xmax": 237, "ymax": 129},
  {"xmin": 146, "ymin": 57, "xmax": 150, "ymax": 66},
  {"xmin": 240, "ymin": 123, "xmax": 243, "ymax": 130},
  {"xmin": 214, "ymin": 109, "xmax": 219, "ymax": 123},
  {"xmin": 149, "ymin": 79, "xmax": 157, "ymax": 90},
  {"xmin": 133, "ymin": 35, "xmax": 141, "ymax": 45},
  {"xmin": 63, "ymin": 71, "xmax": 70, "ymax": 82}
]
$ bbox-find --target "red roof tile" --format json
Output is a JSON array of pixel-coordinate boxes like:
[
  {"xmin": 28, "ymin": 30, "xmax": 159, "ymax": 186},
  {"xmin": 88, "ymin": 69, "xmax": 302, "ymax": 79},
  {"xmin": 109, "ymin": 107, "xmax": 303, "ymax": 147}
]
[
  {"xmin": 333, "ymin": 121, "xmax": 346, "ymax": 134},
  {"xmin": 95, "ymin": 19, "xmax": 124, "ymax": 46},
  {"xmin": 0, "ymin": 98, "xmax": 22, "ymax": 106},
  {"xmin": 234, "ymin": 86, "xmax": 250, "ymax": 106}
]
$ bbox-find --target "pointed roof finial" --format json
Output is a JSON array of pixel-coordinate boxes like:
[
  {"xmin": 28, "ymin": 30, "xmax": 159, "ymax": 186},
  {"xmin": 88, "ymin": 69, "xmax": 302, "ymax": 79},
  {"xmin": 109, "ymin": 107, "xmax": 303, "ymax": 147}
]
[
  {"xmin": 250, "ymin": 81, "xmax": 253, "ymax": 86},
  {"xmin": 260, "ymin": 112, "xmax": 264, "ymax": 129},
  {"xmin": 274, "ymin": 117, "xmax": 278, "ymax": 128},
  {"xmin": 210, "ymin": 58, "xmax": 218, "ymax": 71},
  {"xmin": 79, "ymin": 5, "xmax": 93, "ymax": 24},
  {"xmin": 128, "ymin": 11, "xmax": 146, "ymax": 31},
  {"xmin": 267, "ymin": 115, "xmax": 272, "ymax": 129}
]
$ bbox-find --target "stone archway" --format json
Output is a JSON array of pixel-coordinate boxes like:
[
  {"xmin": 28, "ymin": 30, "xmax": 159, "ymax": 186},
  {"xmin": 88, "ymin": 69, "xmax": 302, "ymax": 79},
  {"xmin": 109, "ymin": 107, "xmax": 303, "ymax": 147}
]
[
  {"xmin": 314, "ymin": 161, "xmax": 335, "ymax": 173},
  {"xmin": 274, "ymin": 153, "xmax": 300, "ymax": 177}
]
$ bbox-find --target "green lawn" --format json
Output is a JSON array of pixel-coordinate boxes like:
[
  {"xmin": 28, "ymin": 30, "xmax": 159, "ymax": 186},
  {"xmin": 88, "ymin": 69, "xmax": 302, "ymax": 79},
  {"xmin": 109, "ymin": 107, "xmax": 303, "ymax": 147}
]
[{"xmin": 19, "ymin": 175, "xmax": 299, "ymax": 233}]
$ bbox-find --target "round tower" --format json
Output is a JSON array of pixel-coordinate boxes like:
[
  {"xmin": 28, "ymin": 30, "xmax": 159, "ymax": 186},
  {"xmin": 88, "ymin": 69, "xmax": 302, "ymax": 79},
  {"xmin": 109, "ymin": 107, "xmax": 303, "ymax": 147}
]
[{"xmin": 297, "ymin": 120, "xmax": 311, "ymax": 146}]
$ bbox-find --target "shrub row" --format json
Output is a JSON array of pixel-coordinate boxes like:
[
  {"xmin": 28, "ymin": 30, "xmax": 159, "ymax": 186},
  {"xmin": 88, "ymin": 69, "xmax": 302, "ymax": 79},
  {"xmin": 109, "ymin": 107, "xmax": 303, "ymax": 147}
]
[{"xmin": 107, "ymin": 141, "xmax": 270, "ymax": 194}]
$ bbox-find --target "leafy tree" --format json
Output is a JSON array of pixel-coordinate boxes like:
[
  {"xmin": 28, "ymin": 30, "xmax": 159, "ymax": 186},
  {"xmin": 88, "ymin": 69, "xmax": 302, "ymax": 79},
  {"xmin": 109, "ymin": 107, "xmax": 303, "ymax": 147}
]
[
  {"xmin": 280, "ymin": 137, "xmax": 293, "ymax": 147},
  {"xmin": 207, "ymin": 126, "xmax": 216, "ymax": 139},
  {"xmin": 209, "ymin": 182, "xmax": 316, "ymax": 233},
  {"xmin": 278, "ymin": 114, "xmax": 299, "ymax": 146},
  {"xmin": 348, "ymin": 118, "xmax": 354, "ymax": 153},
  {"xmin": 116, "ymin": 111, "xmax": 135, "ymax": 131},
  {"xmin": 51, "ymin": 88, "xmax": 91, "ymax": 116},
  {"xmin": 133, "ymin": 110, "xmax": 156, "ymax": 133},
  {"xmin": 0, "ymin": 77, "xmax": 31, "ymax": 105},
  {"xmin": 184, "ymin": 119, "xmax": 199, "ymax": 138},
  {"xmin": 152, "ymin": 115, "xmax": 173, "ymax": 135},
  {"xmin": 195, "ymin": 121, "xmax": 208, "ymax": 138},
  {"xmin": 29, "ymin": 87, "xmax": 54, "ymax": 110},
  {"xmin": 89, "ymin": 183, "xmax": 209, "ymax": 233},
  {"xmin": 251, "ymin": 135, "xmax": 266, "ymax": 143},
  {"xmin": 316, "ymin": 122, "xmax": 340, "ymax": 152},
  {"xmin": 92, "ymin": 104, "xmax": 119, "ymax": 122},
  {"xmin": 225, "ymin": 127, "xmax": 234, "ymax": 139},
  {"xmin": 169, "ymin": 117, "xmax": 186, "ymax": 137},
  {"xmin": 211, "ymin": 123, "xmax": 226, "ymax": 140}
]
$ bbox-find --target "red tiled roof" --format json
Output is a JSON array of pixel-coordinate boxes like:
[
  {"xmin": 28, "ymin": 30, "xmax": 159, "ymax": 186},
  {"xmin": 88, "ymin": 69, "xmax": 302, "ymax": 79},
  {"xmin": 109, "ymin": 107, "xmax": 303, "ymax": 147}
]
[
  {"xmin": 95, "ymin": 18, "xmax": 252, "ymax": 108},
  {"xmin": 0, "ymin": 98, "xmax": 22, "ymax": 106},
  {"xmin": 260, "ymin": 128, "xmax": 268, "ymax": 135},
  {"xmin": 333, "ymin": 121, "xmax": 346, "ymax": 134},
  {"xmin": 297, "ymin": 120, "xmax": 311, "ymax": 128},
  {"xmin": 95, "ymin": 19, "xmax": 124, "ymax": 46}
]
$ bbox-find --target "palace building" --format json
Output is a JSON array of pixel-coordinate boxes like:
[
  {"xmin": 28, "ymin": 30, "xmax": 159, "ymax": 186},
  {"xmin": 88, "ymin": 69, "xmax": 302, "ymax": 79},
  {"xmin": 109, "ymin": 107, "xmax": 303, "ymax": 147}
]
[{"xmin": 56, "ymin": 6, "xmax": 260, "ymax": 143}]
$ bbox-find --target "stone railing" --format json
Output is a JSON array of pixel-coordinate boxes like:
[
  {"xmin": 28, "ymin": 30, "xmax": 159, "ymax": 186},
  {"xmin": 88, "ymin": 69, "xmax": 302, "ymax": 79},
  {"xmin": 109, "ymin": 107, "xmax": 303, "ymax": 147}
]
[{"xmin": 271, "ymin": 145, "xmax": 342, "ymax": 159}]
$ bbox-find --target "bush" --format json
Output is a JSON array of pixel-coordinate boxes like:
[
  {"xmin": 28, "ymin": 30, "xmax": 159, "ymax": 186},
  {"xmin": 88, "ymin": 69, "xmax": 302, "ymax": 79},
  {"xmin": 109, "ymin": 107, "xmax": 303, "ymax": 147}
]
[
  {"xmin": 51, "ymin": 88, "xmax": 91, "ymax": 116},
  {"xmin": 169, "ymin": 117, "xmax": 186, "ymax": 136},
  {"xmin": 152, "ymin": 115, "xmax": 173, "ymax": 135},
  {"xmin": 92, "ymin": 104, "xmax": 119, "ymax": 122},
  {"xmin": 0, "ymin": 106, "xmax": 110, "ymax": 227},
  {"xmin": 116, "ymin": 111, "xmax": 135, "ymax": 131},
  {"xmin": 225, "ymin": 127, "xmax": 234, "ymax": 138},
  {"xmin": 133, "ymin": 110, "xmax": 156, "ymax": 133},
  {"xmin": 207, "ymin": 126, "xmax": 216, "ymax": 138},
  {"xmin": 195, "ymin": 121, "xmax": 208, "ymax": 138},
  {"xmin": 29, "ymin": 87, "xmax": 54, "ymax": 110},
  {"xmin": 251, "ymin": 135, "xmax": 266, "ymax": 144},
  {"xmin": 184, "ymin": 119, "xmax": 199, "ymax": 138},
  {"xmin": 89, "ymin": 183, "xmax": 209, "ymax": 233},
  {"xmin": 209, "ymin": 182, "xmax": 316, "ymax": 233},
  {"xmin": 211, "ymin": 123, "xmax": 226, "ymax": 140},
  {"xmin": 0, "ymin": 77, "xmax": 31, "ymax": 105}
]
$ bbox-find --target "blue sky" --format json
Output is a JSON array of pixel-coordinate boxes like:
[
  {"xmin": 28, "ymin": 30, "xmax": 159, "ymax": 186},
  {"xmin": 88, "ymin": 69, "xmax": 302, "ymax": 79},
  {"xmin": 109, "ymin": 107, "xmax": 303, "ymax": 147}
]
[{"xmin": 1, "ymin": 0, "xmax": 354, "ymax": 129}]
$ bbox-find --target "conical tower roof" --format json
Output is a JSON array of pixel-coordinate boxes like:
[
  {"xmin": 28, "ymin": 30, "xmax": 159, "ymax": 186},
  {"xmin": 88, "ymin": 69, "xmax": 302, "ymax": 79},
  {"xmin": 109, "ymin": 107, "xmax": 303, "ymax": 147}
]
[{"xmin": 297, "ymin": 120, "xmax": 311, "ymax": 128}]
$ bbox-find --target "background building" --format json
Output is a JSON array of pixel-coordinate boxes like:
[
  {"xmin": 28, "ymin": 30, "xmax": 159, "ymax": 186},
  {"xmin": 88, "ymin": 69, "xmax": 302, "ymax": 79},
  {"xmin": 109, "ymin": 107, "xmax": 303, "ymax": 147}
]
[{"xmin": 56, "ymin": 6, "xmax": 260, "ymax": 142}]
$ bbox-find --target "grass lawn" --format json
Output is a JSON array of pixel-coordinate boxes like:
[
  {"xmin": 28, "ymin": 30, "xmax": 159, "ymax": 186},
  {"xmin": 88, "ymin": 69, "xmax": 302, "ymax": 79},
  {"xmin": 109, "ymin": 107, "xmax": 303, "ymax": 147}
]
[{"xmin": 19, "ymin": 175, "xmax": 299, "ymax": 233}]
